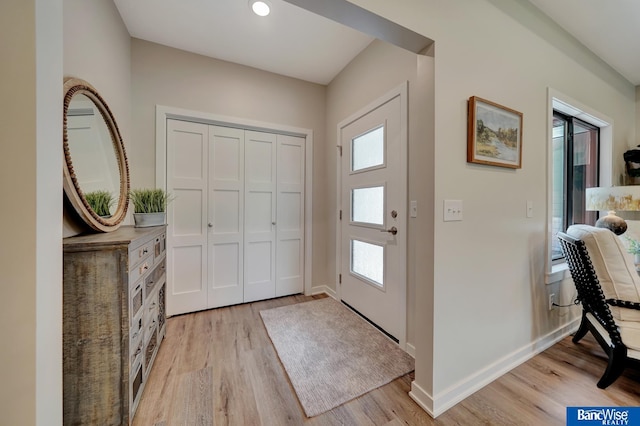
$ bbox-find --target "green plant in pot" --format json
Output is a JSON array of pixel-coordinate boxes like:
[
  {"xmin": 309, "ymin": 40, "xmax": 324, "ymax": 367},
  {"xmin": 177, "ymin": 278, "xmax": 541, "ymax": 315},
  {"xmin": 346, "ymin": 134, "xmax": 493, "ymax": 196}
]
[
  {"xmin": 624, "ymin": 236, "xmax": 640, "ymax": 264},
  {"xmin": 84, "ymin": 190, "xmax": 115, "ymax": 217},
  {"xmin": 129, "ymin": 188, "xmax": 173, "ymax": 227}
]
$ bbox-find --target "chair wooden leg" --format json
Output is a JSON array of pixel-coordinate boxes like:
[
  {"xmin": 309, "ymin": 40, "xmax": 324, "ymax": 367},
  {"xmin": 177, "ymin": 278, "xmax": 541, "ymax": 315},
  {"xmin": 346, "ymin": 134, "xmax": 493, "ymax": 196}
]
[
  {"xmin": 597, "ymin": 345, "xmax": 627, "ymax": 389},
  {"xmin": 572, "ymin": 313, "xmax": 590, "ymax": 343}
]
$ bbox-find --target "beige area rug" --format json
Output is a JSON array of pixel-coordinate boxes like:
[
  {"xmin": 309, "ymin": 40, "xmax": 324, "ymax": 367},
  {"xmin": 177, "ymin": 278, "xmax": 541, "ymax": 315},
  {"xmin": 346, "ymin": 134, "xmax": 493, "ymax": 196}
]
[{"xmin": 260, "ymin": 297, "xmax": 414, "ymax": 417}]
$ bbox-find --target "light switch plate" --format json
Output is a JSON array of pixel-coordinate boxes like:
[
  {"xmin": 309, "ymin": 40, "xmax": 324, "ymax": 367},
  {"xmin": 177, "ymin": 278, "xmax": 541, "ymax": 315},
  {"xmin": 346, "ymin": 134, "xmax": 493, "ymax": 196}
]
[
  {"xmin": 410, "ymin": 200, "xmax": 418, "ymax": 218},
  {"xmin": 444, "ymin": 200, "xmax": 463, "ymax": 221}
]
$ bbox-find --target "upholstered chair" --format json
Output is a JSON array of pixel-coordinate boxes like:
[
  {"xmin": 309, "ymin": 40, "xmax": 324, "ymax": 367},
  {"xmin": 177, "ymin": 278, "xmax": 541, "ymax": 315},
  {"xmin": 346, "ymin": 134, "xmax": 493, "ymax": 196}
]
[{"xmin": 558, "ymin": 224, "xmax": 640, "ymax": 388}]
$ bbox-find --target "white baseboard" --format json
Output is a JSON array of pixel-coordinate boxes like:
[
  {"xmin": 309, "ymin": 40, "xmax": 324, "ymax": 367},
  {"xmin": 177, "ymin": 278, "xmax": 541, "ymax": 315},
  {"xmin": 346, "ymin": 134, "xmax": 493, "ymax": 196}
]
[
  {"xmin": 310, "ymin": 284, "xmax": 336, "ymax": 299},
  {"xmin": 409, "ymin": 381, "xmax": 435, "ymax": 417},
  {"xmin": 410, "ymin": 318, "xmax": 580, "ymax": 418},
  {"xmin": 406, "ymin": 342, "xmax": 416, "ymax": 358}
]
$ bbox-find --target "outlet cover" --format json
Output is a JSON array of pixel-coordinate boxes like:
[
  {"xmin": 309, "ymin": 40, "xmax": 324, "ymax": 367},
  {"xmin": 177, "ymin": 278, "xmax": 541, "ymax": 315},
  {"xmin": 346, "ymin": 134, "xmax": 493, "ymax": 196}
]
[{"xmin": 444, "ymin": 200, "xmax": 463, "ymax": 221}]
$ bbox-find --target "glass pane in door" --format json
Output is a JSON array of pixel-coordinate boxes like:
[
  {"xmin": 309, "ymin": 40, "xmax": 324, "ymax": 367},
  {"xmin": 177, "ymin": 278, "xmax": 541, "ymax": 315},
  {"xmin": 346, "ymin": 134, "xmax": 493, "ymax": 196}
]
[
  {"xmin": 351, "ymin": 186, "xmax": 384, "ymax": 225},
  {"xmin": 350, "ymin": 239, "xmax": 384, "ymax": 287},
  {"xmin": 352, "ymin": 126, "xmax": 384, "ymax": 171}
]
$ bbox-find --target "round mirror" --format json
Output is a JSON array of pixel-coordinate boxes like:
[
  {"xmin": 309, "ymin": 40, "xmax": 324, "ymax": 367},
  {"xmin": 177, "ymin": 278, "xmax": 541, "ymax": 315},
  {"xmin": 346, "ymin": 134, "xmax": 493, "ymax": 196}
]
[{"xmin": 63, "ymin": 78, "xmax": 129, "ymax": 232}]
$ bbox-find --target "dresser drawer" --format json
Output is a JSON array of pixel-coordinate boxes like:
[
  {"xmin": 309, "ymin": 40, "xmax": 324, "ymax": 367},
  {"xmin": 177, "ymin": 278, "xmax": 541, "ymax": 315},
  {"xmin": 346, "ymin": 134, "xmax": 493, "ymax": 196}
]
[
  {"xmin": 130, "ymin": 332, "xmax": 143, "ymax": 369},
  {"xmin": 144, "ymin": 294, "xmax": 159, "ymax": 332},
  {"xmin": 129, "ymin": 239, "xmax": 154, "ymax": 270},
  {"xmin": 130, "ymin": 311, "xmax": 144, "ymax": 346},
  {"xmin": 144, "ymin": 326, "xmax": 158, "ymax": 376},
  {"xmin": 130, "ymin": 358, "xmax": 144, "ymax": 418},
  {"xmin": 145, "ymin": 257, "xmax": 166, "ymax": 296},
  {"xmin": 154, "ymin": 233, "xmax": 166, "ymax": 258},
  {"xmin": 130, "ymin": 279, "xmax": 144, "ymax": 322},
  {"xmin": 130, "ymin": 257, "xmax": 153, "ymax": 285}
]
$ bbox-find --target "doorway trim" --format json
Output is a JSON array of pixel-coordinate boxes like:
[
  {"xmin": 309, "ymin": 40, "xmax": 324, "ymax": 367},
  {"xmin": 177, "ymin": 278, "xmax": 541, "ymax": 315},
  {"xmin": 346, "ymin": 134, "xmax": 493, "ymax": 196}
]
[
  {"xmin": 335, "ymin": 82, "xmax": 408, "ymax": 349},
  {"xmin": 155, "ymin": 105, "xmax": 314, "ymax": 297}
]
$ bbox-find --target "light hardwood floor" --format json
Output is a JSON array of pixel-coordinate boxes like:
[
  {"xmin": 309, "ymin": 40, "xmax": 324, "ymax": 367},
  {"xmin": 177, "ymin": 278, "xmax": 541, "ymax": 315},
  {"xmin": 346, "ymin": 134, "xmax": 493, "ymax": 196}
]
[{"xmin": 133, "ymin": 294, "xmax": 640, "ymax": 425}]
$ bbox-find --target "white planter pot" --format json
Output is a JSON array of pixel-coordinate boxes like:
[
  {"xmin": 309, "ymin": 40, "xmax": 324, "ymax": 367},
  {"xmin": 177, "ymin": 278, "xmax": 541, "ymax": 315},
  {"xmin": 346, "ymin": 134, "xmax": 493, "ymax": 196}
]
[{"xmin": 133, "ymin": 212, "xmax": 166, "ymax": 228}]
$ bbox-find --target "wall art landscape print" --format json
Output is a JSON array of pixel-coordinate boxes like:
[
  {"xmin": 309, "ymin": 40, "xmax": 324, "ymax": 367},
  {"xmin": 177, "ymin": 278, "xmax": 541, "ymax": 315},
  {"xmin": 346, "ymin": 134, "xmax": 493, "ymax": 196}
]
[{"xmin": 467, "ymin": 96, "xmax": 523, "ymax": 169}]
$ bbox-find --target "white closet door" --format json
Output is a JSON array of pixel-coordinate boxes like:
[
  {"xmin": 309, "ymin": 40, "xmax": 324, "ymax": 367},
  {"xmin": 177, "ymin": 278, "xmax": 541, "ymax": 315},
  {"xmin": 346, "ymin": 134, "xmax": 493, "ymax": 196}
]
[
  {"xmin": 276, "ymin": 134, "xmax": 305, "ymax": 297},
  {"xmin": 244, "ymin": 130, "xmax": 277, "ymax": 302},
  {"xmin": 166, "ymin": 119, "xmax": 208, "ymax": 316},
  {"xmin": 208, "ymin": 126, "xmax": 245, "ymax": 308},
  {"xmin": 165, "ymin": 120, "xmax": 306, "ymax": 314}
]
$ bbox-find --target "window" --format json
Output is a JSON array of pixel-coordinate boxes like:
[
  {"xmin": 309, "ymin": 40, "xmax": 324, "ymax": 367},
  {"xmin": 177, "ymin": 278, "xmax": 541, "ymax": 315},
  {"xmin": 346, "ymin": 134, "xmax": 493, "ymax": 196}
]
[{"xmin": 551, "ymin": 111, "xmax": 599, "ymax": 261}]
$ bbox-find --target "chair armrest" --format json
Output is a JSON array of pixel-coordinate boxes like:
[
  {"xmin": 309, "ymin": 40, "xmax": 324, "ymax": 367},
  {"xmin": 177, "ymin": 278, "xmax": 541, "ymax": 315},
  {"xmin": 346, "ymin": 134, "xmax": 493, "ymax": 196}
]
[{"xmin": 606, "ymin": 299, "xmax": 640, "ymax": 310}]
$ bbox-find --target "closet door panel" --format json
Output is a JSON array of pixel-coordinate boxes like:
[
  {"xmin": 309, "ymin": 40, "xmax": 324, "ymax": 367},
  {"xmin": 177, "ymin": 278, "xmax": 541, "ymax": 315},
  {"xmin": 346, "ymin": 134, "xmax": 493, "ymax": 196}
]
[
  {"xmin": 166, "ymin": 120, "xmax": 208, "ymax": 315},
  {"xmin": 276, "ymin": 135, "xmax": 305, "ymax": 297},
  {"xmin": 212, "ymin": 190, "xmax": 240, "ymax": 234},
  {"xmin": 212, "ymin": 243, "xmax": 240, "ymax": 290},
  {"xmin": 173, "ymin": 246, "xmax": 204, "ymax": 294},
  {"xmin": 173, "ymin": 189, "xmax": 204, "ymax": 236},
  {"xmin": 244, "ymin": 131, "xmax": 277, "ymax": 302},
  {"xmin": 212, "ymin": 133, "xmax": 242, "ymax": 181},
  {"xmin": 208, "ymin": 126, "xmax": 245, "ymax": 308}
]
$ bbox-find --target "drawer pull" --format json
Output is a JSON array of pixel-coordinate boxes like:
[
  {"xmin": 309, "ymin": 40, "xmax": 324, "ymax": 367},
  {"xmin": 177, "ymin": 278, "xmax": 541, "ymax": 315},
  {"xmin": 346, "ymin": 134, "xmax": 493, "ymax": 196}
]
[
  {"xmin": 140, "ymin": 264, "xmax": 149, "ymax": 274},
  {"xmin": 134, "ymin": 283, "xmax": 141, "ymax": 292},
  {"xmin": 142, "ymin": 248, "xmax": 148, "ymax": 255},
  {"xmin": 149, "ymin": 320, "xmax": 156, "ymax": 331}
]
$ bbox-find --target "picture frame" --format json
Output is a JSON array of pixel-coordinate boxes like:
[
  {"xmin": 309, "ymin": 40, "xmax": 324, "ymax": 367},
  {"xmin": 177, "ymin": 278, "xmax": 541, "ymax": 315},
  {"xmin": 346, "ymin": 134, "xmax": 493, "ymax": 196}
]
[{"xmin": 467, "ymin": 96, "xmax": 523, "ymax": 169}]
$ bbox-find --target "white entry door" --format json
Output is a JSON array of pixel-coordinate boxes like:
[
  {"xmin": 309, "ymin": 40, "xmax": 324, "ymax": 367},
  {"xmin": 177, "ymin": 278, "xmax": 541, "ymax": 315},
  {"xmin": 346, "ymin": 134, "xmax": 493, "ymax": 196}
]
[
  {"xmin": 339, "ymin": 86, "xmax": 407, "ymax": 343},
  {"xmin": 166, "ymin": 119, "xmax": 305, "ymax": 316}
]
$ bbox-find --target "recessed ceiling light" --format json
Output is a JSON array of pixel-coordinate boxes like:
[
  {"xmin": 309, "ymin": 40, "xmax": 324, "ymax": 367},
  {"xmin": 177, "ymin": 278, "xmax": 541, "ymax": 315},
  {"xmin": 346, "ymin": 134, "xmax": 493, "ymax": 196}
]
[{"xmin": 250, "ymin": 0, "xmax": 271, "ymax": 17}]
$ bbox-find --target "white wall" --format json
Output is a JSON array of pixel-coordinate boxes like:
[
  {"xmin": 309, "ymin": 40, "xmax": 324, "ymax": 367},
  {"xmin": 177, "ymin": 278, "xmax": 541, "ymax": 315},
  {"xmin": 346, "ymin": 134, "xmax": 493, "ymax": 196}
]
[
  {"xmin": 345, "ymin": 0, "xmax": 636, "ymax": 416},
  {"xmin": 0, "ymin": 1, "xmax": 63, "ymax": 425},
  {"xmin": 63, "ymin": 0, "xmax": 131, "ymax": 236},
  {"xmin": 130, "ymin": 38, "xmax": 329, "ymax": 285}
]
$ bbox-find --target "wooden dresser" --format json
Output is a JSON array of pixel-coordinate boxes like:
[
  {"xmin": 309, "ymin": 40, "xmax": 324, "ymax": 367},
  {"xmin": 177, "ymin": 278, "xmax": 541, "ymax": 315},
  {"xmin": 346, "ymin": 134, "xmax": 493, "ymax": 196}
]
[{"xmin": 63, "ymin": 225, "xmax": 167, "ymax": 425}]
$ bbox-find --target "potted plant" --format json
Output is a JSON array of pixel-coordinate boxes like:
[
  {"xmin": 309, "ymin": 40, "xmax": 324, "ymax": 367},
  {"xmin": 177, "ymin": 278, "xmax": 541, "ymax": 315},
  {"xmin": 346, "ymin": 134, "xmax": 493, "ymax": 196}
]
[
  {"xmin": 129, "ymin": 188, "xmax": 173, "ymax": 227},
  {"xmin": 624, "ymin": 236, "xmax": 640, "ymax": 264},
  {"xmin": 84, "ymin": 190, "xmax": 115, "ymax": 218}
]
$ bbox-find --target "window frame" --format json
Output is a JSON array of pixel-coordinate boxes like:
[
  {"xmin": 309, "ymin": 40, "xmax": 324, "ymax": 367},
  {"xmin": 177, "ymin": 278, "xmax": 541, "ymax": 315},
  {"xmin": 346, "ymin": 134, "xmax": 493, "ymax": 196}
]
[
  {"xmin": 546, "ymin": 89, "xmax": 613, "ymax": 284},
  {"xmin": 551, "ymin": 110, "xmax": 600, "ymax": 263}
]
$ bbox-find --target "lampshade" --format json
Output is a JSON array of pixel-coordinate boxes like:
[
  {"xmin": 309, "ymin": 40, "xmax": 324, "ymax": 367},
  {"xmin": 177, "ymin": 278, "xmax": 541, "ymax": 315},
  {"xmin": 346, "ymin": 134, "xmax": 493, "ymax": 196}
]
[{"xmin": 585, "ymin": 186, "xmax": 640, "ymax": 235}]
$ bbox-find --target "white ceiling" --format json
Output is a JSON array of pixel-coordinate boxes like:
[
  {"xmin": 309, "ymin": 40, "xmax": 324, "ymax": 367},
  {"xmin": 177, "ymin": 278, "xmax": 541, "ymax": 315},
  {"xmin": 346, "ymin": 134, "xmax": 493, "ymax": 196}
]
[
  {"xmin": 113, "ymin": 0, "xmax": 374, "ymax": 85},
  {"xmin": 527, "ymin": 0, "xmax": 640, "ymax": 86},
  {"xmin": 114, "ymin": 0, "xmax": 640, "ymax": 86}
]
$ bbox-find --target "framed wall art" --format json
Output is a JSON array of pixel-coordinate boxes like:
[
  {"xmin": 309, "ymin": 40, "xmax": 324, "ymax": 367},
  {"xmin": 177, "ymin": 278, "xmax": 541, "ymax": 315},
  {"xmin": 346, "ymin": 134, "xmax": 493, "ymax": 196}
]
[{"xmin": 467, "ymin": 96, "xmax": 523, "ymax": 169}]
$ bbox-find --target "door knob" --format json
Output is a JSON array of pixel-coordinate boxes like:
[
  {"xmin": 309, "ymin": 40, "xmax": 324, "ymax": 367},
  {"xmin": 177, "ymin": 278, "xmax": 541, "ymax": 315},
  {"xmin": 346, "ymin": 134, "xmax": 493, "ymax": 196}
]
[
  {"xmin": 208, "ymin": 223, "xmax": 213, "ymax": 228},
  {"xmin": 380, "ymin": 226, "xmax": 398, "ymax": 235}
]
